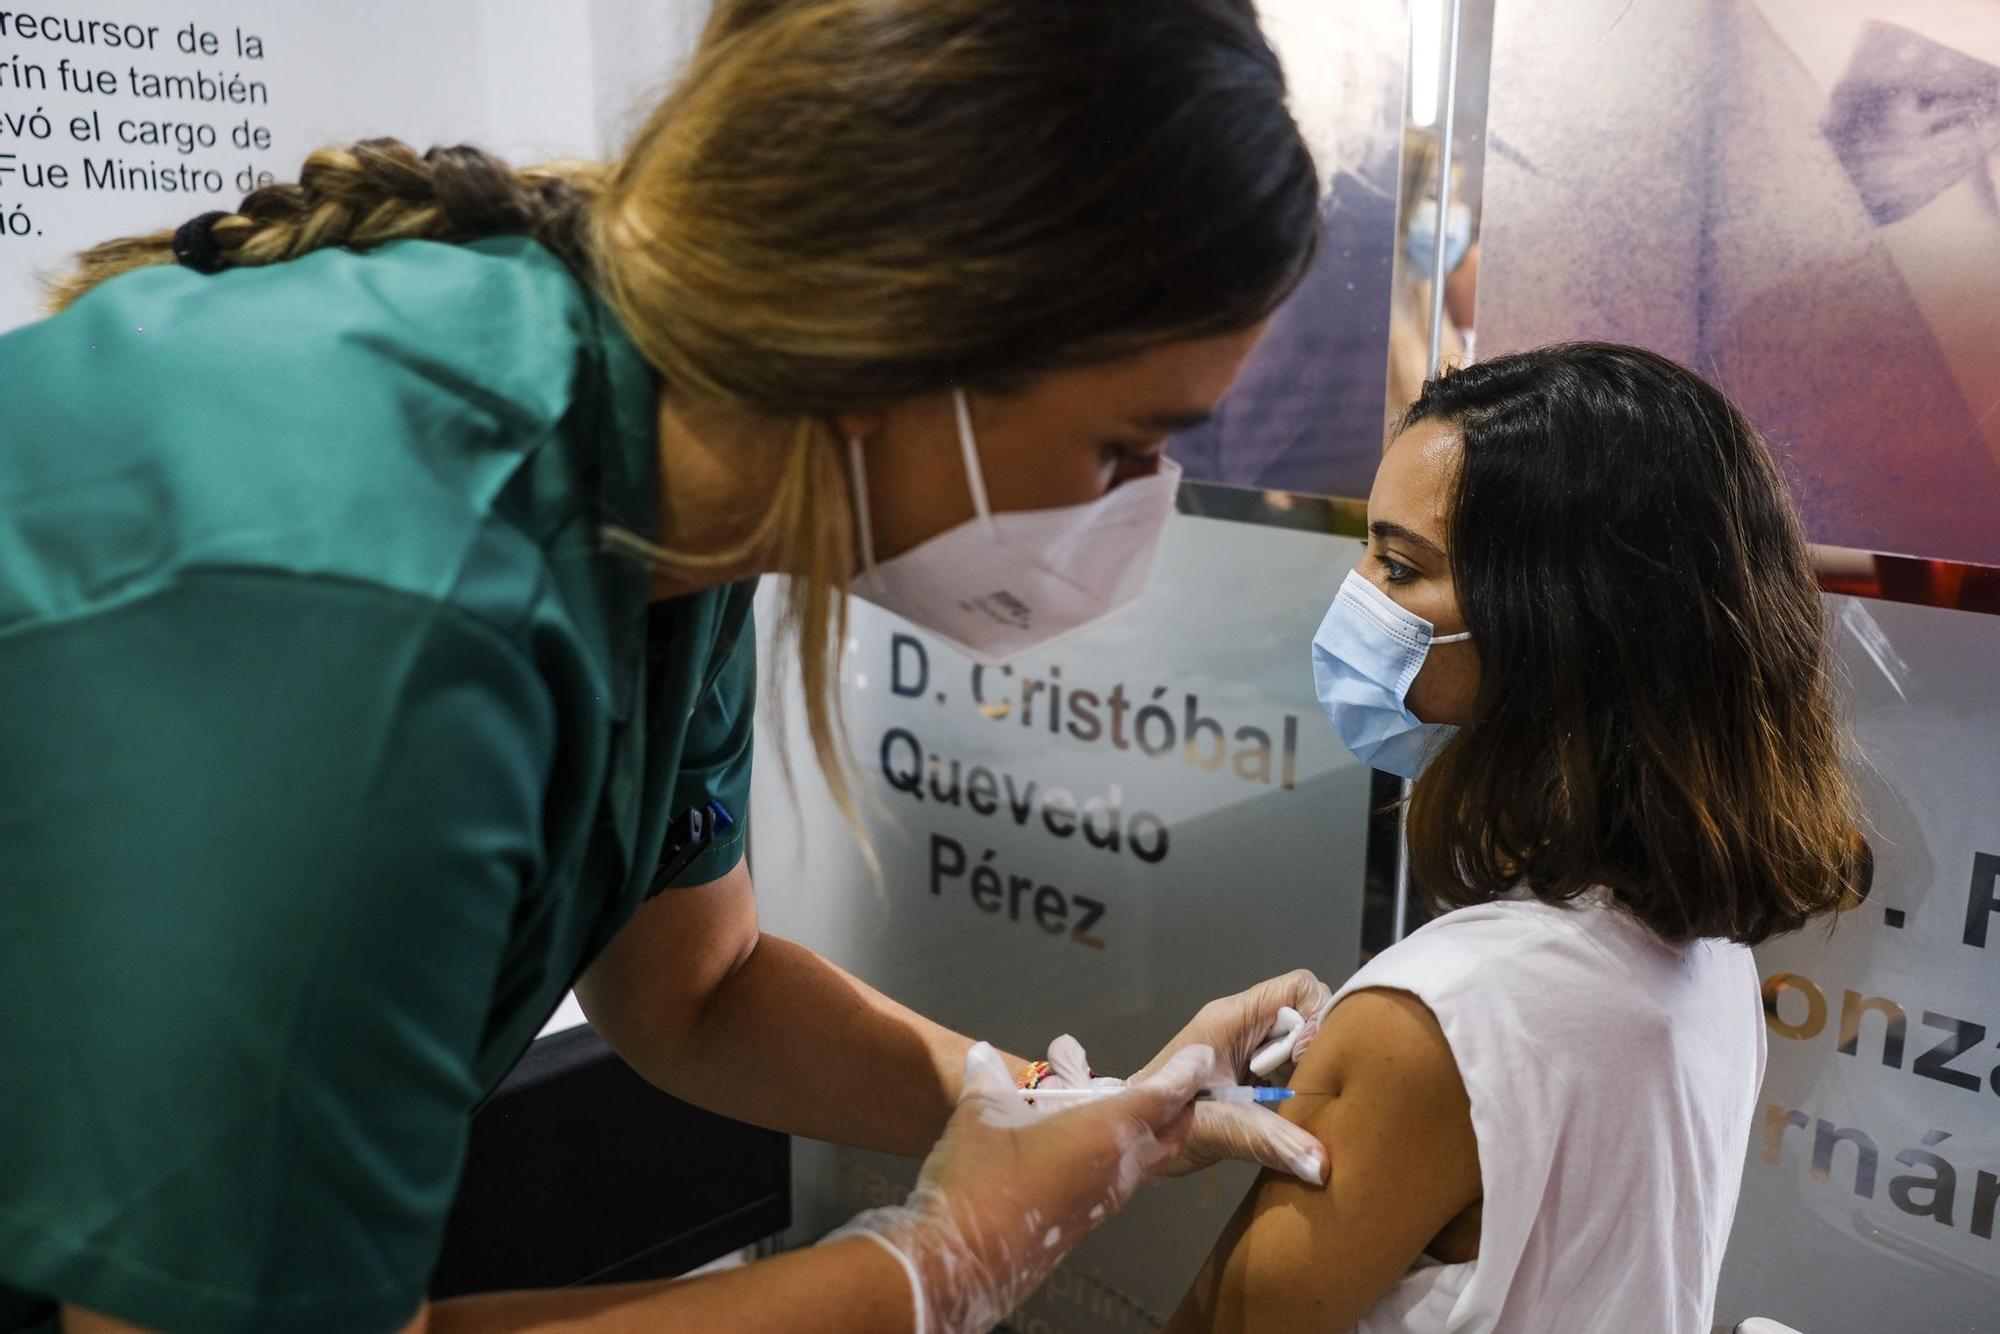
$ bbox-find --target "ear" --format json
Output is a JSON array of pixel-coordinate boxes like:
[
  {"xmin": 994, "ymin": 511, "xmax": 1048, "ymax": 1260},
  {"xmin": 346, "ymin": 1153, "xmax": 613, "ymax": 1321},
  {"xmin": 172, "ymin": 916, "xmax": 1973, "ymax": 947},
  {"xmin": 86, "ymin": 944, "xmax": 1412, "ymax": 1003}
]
[{"xmin": 834, "ymin": 409, "xmax": 887, "ymax": 443}]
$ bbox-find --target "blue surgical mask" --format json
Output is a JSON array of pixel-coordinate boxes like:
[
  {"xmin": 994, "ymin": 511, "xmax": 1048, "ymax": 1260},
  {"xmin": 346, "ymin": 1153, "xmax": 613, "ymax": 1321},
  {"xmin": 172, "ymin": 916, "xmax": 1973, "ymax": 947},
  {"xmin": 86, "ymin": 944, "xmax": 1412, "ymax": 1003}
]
[
  {"xmin": 1404, "ymin": 196, "xmax": 1473, "ymax": 278},
  {"xmin": 1310, "ymin": 570, "xmax": 1471, "ymax": 779}
]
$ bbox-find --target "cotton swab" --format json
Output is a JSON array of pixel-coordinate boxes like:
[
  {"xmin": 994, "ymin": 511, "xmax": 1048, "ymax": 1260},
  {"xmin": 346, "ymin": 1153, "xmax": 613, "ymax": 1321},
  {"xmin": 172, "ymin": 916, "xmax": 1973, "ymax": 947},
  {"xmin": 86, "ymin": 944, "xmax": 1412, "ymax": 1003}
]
[{"xmin": 1248, "ymin": 1005, "xmax": 1307, "ymax": 1078}]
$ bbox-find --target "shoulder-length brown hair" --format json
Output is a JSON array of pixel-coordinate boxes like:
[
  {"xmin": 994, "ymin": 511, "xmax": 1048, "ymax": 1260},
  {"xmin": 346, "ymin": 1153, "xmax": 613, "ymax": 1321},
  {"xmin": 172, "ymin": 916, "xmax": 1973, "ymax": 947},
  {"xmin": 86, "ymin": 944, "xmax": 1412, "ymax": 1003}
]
[{"xmin": 1403, "ymin": 343, "xmax": 1864, "ymax": 945}]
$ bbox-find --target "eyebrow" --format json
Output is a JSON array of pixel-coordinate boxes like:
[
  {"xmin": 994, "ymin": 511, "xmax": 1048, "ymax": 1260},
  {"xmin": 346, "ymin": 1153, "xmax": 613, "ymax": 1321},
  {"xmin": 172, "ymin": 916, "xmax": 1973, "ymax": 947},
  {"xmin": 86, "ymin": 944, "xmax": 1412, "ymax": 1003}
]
[
  {"xmin": 1133, "ymin": 408, "xmax": 1215, "ymax": 434},
  {"xmin": 1370, "ymin": 520, "xmax": 1447, "ymax": 560}
]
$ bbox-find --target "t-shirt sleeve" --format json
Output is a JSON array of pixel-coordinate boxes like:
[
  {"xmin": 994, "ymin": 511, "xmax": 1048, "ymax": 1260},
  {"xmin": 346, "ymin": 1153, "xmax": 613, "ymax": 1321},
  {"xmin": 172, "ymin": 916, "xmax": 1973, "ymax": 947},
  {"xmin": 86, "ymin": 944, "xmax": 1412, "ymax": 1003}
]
[
  {"xmin": 660, "ymin": 587, "xmax": 758, "ymax": 889},
  {"xmin": 0, "ymin": 571, "xmax": 555, "ymax": 1334}
]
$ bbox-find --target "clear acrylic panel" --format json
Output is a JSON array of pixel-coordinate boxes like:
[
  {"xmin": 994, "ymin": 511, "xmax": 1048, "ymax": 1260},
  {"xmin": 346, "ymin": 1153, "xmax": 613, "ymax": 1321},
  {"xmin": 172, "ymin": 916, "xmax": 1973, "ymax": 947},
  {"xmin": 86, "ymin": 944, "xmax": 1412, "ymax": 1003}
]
[
  {"xmin": 751, "ymin": 514, "xmax": 1372, "ymax": 1329},
  {"xmin": 1718, "ymin": 595, "xmax": 2000, "ymax": 1329},
  {"xmin": 749, "ymin": 6, "xmax": 1419, "ymax": 1319},
  {"xmin": 1166, "ymin": 1, "xmax": 1411, "ymax": 502}
]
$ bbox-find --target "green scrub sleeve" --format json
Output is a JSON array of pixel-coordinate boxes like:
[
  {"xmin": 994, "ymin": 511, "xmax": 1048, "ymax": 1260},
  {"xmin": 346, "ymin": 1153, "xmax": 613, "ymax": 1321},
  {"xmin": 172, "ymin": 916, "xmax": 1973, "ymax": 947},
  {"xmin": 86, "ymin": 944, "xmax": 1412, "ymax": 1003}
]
[
  {"xmin": 662, "ymin": 597, "xmax": 757, "ymax": 889},
  {"xmin": 0, "ymin": 570, "xmax": 555, "ymax": 1334}
]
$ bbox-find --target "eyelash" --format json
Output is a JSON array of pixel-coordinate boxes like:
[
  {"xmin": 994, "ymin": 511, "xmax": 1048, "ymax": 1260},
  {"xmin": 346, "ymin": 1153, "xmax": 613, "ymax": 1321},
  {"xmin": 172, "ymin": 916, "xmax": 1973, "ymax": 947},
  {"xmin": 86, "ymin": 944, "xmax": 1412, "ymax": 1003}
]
[{"xmin": 1376, "ymin": 553, "xmax": 1416, "ymax": 584}]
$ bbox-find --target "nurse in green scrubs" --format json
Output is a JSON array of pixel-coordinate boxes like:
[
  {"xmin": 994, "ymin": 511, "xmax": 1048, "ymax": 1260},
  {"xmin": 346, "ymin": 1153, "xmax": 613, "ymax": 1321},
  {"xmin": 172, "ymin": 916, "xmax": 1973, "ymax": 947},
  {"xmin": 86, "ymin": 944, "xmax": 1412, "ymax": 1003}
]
[{"xmin": 0, "ymin": 4, "xmax": 1335, "ymax": 1332}]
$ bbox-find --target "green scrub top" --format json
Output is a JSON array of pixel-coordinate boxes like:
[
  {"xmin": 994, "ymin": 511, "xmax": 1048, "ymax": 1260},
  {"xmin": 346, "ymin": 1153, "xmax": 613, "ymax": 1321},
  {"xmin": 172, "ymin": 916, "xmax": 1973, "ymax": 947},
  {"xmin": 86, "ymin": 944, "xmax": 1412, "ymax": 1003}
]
[{"xmin": 0, "ymin": 236, "xmax": 757, "ymax": 1333}]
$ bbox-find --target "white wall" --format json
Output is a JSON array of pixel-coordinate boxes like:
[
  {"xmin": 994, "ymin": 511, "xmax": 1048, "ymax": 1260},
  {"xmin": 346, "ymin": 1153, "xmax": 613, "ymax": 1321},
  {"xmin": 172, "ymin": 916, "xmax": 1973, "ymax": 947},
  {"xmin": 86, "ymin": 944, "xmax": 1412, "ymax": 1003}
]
[
  {"xmin": 0, "ymin": 0, "xmax": 710, "ymax": 331},
  {"xmin": 587, "ymin": 0, "xmax": 709, "ymax": 153}
]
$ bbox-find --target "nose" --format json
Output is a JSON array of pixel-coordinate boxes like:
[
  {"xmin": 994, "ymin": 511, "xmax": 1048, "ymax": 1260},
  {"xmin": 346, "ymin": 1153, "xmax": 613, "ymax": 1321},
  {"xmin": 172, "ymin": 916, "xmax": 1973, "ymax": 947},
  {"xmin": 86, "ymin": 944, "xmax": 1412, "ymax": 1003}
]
[{"xmin": 1111, "ymin": 453, "xmax": 1164, "ymax": 488}]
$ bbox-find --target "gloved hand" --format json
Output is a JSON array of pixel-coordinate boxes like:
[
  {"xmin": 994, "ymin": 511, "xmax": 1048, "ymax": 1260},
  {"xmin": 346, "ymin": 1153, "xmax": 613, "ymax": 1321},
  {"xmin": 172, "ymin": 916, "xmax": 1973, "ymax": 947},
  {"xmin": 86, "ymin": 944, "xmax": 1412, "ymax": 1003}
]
[
  {"xmin": 1040, "ymin": 969, "xmax": 1335, "ymax": 1185},
  {"xmin": 825, "ymin": 1040, "xmax": 1218, "ymax": 1334}
]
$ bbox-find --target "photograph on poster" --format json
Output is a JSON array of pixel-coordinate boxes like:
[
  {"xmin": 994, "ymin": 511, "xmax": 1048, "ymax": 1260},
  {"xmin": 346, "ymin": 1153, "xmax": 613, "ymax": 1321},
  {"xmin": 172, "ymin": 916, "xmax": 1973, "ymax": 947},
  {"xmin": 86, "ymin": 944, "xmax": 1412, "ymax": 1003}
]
[
  {"xmin": 1166, "ymin": 1, "xmax": 1407, "ymax": 505},
  {"xmin": 1480, "ymin": 0, "xmax": 2000, "ymax": 570}
]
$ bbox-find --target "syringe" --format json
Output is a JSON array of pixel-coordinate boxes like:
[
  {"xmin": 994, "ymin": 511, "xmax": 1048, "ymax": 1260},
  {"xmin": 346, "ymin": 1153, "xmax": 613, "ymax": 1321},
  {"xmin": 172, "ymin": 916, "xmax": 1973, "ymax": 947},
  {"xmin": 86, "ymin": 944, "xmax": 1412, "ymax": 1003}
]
[{"xmin": 1018, "ymin": 1084, "xmax": 1295, "ymax": 1106}]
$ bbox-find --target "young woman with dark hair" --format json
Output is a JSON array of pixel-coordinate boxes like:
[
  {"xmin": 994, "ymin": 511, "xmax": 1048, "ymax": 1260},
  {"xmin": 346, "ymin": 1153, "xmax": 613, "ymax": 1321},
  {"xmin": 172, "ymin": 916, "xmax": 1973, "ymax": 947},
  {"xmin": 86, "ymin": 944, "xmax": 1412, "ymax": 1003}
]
[{"xmin": 1166, "ymin": 342, "xmax": 1866, "ymax": 1333}]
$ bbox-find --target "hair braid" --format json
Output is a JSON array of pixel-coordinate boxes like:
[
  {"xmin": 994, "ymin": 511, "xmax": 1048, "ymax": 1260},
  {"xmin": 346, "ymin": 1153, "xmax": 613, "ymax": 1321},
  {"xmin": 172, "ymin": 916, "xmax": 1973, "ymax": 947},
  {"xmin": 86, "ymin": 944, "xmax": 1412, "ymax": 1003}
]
[{"xmin": 45, "ymin": 138, "xmax": 604, "ymax": 312}]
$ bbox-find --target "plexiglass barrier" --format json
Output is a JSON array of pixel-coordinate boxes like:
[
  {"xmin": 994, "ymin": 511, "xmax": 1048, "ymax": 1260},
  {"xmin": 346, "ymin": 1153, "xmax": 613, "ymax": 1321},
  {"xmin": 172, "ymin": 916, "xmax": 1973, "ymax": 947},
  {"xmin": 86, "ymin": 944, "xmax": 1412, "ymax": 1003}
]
[
  {"xmin": 746, "ymin": 7, "xmax": 1416, "ymax": 1322},
  {"xmin": 1718, "ymin": 595, "xmax": 2000, "ymax": 1330},
  {"xmin": 1168, "ymin": 0, "xmax": 1409, "ymax": 502},
  {"xmin": 1479, "ymin": 1, "xmax": 2000, "ymax": 1325},
  {"xmin": 750, "ymin": 515, "xmax": 1372, "ymax": 1330}
]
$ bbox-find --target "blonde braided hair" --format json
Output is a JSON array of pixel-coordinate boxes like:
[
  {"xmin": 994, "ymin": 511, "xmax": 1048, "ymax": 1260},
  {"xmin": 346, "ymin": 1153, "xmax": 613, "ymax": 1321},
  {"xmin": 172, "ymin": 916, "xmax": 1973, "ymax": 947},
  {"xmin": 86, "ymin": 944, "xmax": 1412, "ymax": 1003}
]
[{"xmin": 44, "ymin": 139, "xmax": 605, "ymax": 312}]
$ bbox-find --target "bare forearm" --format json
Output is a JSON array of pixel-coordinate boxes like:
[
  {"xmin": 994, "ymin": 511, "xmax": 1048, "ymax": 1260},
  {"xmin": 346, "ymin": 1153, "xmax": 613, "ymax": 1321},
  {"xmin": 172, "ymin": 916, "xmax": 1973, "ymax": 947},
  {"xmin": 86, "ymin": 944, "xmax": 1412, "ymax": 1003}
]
[
  {"xmin": 427, "ymin": 1236, "xmax": 914, "ymax": 1333},
  {"xmin": 616, "ymin": 931, "xmax": 1023, "ymax": 1155},
  {"xmin": 577, "ymin": 864, "xmax": 1026, "ymax": 1156}
]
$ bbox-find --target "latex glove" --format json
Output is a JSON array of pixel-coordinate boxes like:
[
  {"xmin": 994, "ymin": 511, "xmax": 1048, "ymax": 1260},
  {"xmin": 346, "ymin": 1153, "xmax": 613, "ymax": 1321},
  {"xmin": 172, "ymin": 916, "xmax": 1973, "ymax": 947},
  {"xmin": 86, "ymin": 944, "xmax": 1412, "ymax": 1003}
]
[
  {"xmin": 1044, "ymin": 970, "xmax": 1335, "ymax": 1185},
  {"xmin": 825, "ymin": 1040, "xmax": 1217, "ymax": 1334},
  {"xmin": 1144, "ymin": 970, "xmax": 1336, "ymax": 1182}
]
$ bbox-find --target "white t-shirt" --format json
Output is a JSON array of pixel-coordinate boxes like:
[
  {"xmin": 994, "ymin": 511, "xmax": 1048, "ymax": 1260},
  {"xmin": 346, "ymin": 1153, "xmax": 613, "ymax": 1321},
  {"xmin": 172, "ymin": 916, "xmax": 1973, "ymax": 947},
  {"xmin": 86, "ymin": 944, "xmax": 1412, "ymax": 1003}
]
[{"xmin": 1343, "ymin": 888, "xmax": 1765, "ymax": 1334}]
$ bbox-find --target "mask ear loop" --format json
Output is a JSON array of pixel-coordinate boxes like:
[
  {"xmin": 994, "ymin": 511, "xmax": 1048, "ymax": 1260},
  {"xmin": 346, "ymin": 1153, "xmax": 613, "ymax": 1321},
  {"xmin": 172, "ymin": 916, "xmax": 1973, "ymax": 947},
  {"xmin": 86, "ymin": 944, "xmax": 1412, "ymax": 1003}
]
[
  {"xmin": 1431, "ymin": 630, "xmax": 1473, "ymax": 645},
  {"xmin": 951, "ymin": 388, "xmax": 998, "ymax": 533},
  {"xmin": 846, "ymin": 435, "xmax": 879, "ymax": 576}
]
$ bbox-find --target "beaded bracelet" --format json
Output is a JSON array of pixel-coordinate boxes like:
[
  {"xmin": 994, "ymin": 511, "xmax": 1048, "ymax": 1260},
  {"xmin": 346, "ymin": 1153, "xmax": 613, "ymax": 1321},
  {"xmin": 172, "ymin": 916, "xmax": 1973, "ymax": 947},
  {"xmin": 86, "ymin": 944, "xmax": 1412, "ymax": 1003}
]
[{"xmin": 1017, "ymin": 1058, "xmax": 1098, "ymax": 1089}]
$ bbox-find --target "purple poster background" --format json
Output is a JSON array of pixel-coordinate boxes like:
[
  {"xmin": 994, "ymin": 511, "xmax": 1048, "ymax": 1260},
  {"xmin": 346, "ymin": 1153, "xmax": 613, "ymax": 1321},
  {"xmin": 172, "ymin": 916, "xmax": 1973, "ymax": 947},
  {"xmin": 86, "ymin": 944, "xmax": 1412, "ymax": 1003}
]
[{"xmin": 1479, "ymin": 0, "xmax": 2000, "ymax": 569}]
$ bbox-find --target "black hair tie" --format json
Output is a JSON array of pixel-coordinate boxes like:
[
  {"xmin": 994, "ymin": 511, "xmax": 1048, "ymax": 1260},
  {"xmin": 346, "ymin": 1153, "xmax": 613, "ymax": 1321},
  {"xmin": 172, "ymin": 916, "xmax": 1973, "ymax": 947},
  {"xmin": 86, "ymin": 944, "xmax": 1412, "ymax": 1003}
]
[{"xmin": 171, "ymin": 210, "xmax": 232, "ymax": 274}]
